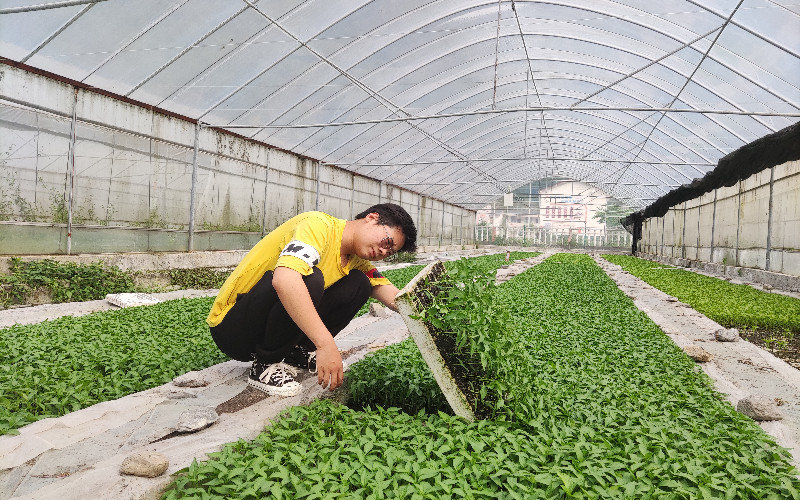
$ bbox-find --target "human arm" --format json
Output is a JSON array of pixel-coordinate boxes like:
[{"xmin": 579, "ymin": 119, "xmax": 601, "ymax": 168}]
[
  {"xmin": 371, "ymin": 283, "xmax": 401, "ymax": 312},
  {"xmin": 272, "ymin": 266, "xmax": 343, "ymax": 390}
]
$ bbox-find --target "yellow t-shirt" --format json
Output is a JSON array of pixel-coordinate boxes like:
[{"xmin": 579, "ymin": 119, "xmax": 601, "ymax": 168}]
[{"xmin": 206, "ymin": 211, "xmax": 391, "ymax": 327}]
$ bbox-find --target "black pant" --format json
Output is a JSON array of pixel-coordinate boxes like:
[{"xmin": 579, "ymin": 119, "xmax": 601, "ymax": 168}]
[{"xmin": 210, "ymin": 267, "xmax": 372, "ymax": 363}]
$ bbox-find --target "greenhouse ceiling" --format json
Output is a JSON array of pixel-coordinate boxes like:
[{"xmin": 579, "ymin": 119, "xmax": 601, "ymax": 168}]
[{"xmin": 1, "ymin": 0, "xmax": 798, "ymax": 210}]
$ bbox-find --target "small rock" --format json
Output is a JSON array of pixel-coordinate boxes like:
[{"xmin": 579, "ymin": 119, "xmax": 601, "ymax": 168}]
[
  {"xmin": 737, "ymin": 395, "xmax": 784, "ymax": 421},
  {"xmin": 683, "ymin": 346, "xmax": 713, "ymax": 362},
  {"xmin": 173, "ymin": 371, "xmax": 209, "ymax": 388},
  {"xmin": 369, "ymin": 302, "xmax": 389, "ymax": 318},
  {"xmin": 666, "ymin": 297, "xmax": 678, "ymax": 302},
  {"xmin": 714, "ymin": 328, "xmax": 740, "ymax": 342},
  {"xmin": 176, "ymin": 407, "xmax": 219, "ymax": 433},
  {"xmin": 763, "ymin": 284, "xmax": 773, "ymax": 290},
  {"xmin": 120, "ymin": 452, "xmax": 169, "ymax": 478}
]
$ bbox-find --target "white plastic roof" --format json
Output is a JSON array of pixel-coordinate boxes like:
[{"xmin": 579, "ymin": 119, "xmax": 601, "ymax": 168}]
[{"xmin": 1, "ymin": 0, "xmax": 798, "ymax": 209}]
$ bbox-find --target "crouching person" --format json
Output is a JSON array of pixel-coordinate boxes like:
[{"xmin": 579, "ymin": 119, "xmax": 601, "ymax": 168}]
[{"xmin": 206, "ymin": 203, "xmax": 417, "ymax": 396}]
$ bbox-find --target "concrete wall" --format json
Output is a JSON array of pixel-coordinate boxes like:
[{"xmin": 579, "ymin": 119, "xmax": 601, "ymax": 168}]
[
  {"xmin": 0, "ymin": 65, "xmax": 475, "ymax": 254},
  {"xmin": 637, "ymin": 160, "xmax": 800, "ymax": 283}
]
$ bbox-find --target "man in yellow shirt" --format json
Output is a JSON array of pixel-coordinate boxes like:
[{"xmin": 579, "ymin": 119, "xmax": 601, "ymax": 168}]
[{"xmin": 207, "ymin": 203, "xmax": 417, "ymax": 397}]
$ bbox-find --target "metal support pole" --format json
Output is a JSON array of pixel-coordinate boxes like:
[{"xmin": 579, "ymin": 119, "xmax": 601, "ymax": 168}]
[
  {"xmin": 261, "ymin": 151, "xmax": 271, "ymax": 237},
  {"xmin": 187, "ymin": 122, "xmax": 200, "ymax": 251},
  {"xmin": 766, "ymin": 167, "xmax": 775, "ymax": 271},
  {"xmin": 65, "ymin": 88, "xmax": 78, "ymax": 255}
]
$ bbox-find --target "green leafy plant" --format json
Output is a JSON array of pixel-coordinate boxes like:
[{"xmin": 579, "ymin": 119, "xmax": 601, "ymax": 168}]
[
  {"xmin": 383, "ymin": 251, "xmax": 418, "ymax": 264},
  {"xmin": 164, "ymin": 401, "xmax": 573, "ymax": 499},
  {"xmin": 355, "ymin": 252, "xmax": 540, "ymax": 317},
  {"xmin": 316, "ymin": 253, "xmax": 799, "ymax": 498},
  {"xmin": 411, "ymin": 257, "xmax": 513, "ymax": 418},
  {"xmin": 167, "ymin": 267, "xmax": 231, "ymax": 290},
  {"xmin": 348, "ymin": 339, "xmax": 448, "ymax": 415},
  {"xmin": 602, "ymin": 254, "xmax": 800, "ymax": 335},
  {"xmin": 0, "ymin": 258, "xmax": 134, "ymax": 307},
  {"xmin": 0, "ymin": 296, "xmax": 225, "ymax": 435}
]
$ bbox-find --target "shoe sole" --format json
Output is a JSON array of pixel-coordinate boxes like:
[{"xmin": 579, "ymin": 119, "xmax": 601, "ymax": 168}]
[{"xmin": 247, "ymin": 377, "xmax": 303, "ymax": 397}]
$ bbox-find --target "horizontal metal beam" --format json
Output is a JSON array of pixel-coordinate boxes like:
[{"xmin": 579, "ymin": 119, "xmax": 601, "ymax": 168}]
[
  {"xmin": 338, "ymin": 156, "xmax": 715, "ymax": 167},
  {"xmin": 213, "ymin": 106, "xmax": 800, "ymax": 130},
  {"xmin": 394, "ymin": 180, "xmax": 677, "ymax": 188},
  {"xmin": 0, "ymin": 0, "xmax": 107, "ymax": 14}
]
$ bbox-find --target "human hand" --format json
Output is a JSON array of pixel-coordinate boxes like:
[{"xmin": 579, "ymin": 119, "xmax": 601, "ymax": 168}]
[{"xmin": 315, "ymin": 342, "xmax": 343, "ymax": 391}]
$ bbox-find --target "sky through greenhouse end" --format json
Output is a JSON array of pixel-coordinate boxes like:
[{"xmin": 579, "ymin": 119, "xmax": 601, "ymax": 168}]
[{"xmin": 0, "ymin": 0, "xmax": 798, "ymax": 210}]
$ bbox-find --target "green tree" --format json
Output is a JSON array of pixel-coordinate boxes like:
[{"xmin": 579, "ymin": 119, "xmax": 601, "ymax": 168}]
[{"xmin": 593, "ymin": 201, "xmax": 632, "ymax": 230}]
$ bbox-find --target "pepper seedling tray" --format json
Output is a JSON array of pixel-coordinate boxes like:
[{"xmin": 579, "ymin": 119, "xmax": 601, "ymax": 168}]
[{"xmin": 395, "ymin": 260, "xmax": 476, "ymax": 421}]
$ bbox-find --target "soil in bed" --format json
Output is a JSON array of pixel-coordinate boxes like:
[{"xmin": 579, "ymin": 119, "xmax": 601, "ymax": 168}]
[{"xmin": 740, "ymin": 328, "xmax": 800, "ymax": 369}]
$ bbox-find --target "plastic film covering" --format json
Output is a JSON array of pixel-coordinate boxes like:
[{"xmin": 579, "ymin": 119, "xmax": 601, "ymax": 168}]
[{"xmin": 0, "ymin": 0, "xmax": 798, "ymax": 211}]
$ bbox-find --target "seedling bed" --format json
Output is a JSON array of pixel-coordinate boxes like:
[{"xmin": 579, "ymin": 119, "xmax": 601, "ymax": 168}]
[
  {"xmin": 166, "ymin": 253, "xmax": 800, "ymax": 498},
  {"xmin": 603, "ymin": 254, "xmax": 800, "ymax": 369},
  {"xmin": 739, "ymin": 328, "xmax": 800, "ymax": 368}
]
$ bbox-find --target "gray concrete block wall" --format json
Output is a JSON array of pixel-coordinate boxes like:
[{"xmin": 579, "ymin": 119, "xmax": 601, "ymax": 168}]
[
  {"xmin": 0, "ymin": 65, "xmax": 475, "ymax": 255},
  {"xmin": 683, "ymin": 199, "xmax": 701, "ymax": 261},
  {"xmin": 697, "ymin": 191, "xmax": 716, "ymax": 263},
  {"xmin": 772, "ymin": 163, "xmax": 800, "ymax": 274},
  {"xmin": 637, "ymin": 160, "xmax": 799, "ymax": 278}
]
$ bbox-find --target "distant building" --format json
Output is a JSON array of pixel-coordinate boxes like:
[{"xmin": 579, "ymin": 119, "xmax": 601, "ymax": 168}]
[
  {"xmin": 476, "ymin": 180, "xmax": 628, "ymax": 246},
  {"xmin": 538, "ymin": 181, "xmax": 609, "ymax": 234}
]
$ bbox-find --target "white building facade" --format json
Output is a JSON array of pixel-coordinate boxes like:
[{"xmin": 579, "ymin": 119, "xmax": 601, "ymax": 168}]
[{"xmin": 476, "ymin": 181, "xmax": 631, "ymax": 248}]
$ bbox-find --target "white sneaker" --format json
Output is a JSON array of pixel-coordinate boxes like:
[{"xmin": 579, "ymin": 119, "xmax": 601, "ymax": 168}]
[{"xmin": 247, "ymin": 360, "xmax": 302, "ymax": 397}]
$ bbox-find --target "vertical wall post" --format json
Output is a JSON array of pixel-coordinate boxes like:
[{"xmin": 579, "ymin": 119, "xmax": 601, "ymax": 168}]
[
  {"xmin": 710, "ymin": 190, "xmax": 717, "ymax": 264},
  {"xmin": 65, "ymin": 88, "xmax": 79, "ymax": 255},
  {"xmin": 490, "ymin": 200, "xmax": 495, "ymax": 242},
  {"xmin": 315, "ymin": 162, "xmax": 322, "ymax": 211},
  {"xmin": 261, "ymin": 150, "xmax": 271, "ymax": 237},
  {"xmin": 416, "ymin": 196, "xmax": 421, "ymax": 244},
  {"xmin": 765, "ymin": 167, "xmax": 775, "ymax": 271},
  {"xmin": 735, "ymin": 182, "xmax": 742, "ymax": 267},
  {"xmin": 439, "ymin": 202, "xmax": 446, "ymax": 248},
  {"xmin": 350, "ymin": 174, "xmax": 355, "ymax": 219},
  {"xmin": 671, "ymin": 207, "xmax": 676, "ymax": 258},
  {"xmin": 187, "ymin": 122, "xmax": 200, "ymax": 251},
  {"xmin": 696, "ymin": 200, "xmax": 701, "ymax": 261},
  {"xmin": 682, "ymin": 202, "xmax": 687, "ymax": 260}
]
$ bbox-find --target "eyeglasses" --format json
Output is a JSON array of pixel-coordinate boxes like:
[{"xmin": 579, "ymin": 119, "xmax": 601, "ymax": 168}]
[{"xmin": 379, "ymin": 225, "xmax": 397, "ymax": 256}]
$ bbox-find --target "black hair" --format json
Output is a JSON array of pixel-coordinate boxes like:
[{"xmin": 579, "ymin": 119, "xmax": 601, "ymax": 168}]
[{"xmin": 355, "ymin": 203, "xmax": 417, "ymax": 253}]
